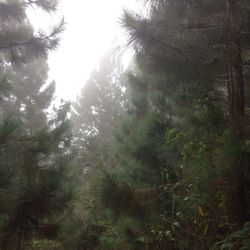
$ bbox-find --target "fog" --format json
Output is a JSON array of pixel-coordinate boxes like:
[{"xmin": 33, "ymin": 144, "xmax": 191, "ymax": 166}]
[
  {"xmin": 0, "ymin": 1, "xmax": 248, "ymax": 248},
  {"xmin": 29, "ymin": 0, "xmax": 140, "ymax": 100}
]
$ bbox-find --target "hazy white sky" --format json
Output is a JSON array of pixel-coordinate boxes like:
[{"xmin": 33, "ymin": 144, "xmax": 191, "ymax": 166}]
[{"xmin": 30, "ymin": 0, "xmax": 141, "ymax": 100}]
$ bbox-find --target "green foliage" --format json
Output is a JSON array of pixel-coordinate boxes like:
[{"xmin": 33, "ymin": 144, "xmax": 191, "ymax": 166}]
[
  {"xmin": 75, "ymin": 0, "xmax": 250, "ymax": 249},
  {"xmin": 1, "ymin": 0, "xmax": 250, "ymax": 249},
  {"xmin": 215, "ymin": 222, "xmax": 250, "ymax": 250},
  {"xmin": 0, "ymin": 59, "xmax": 75, "ymax": 249},
  {"xmin": 71, "ymin": 49, "xmax": 126, "ymax": 175},
  {"xmin": 101, "ymin": 172, "xmax": 137, "ymax": 216},
  {"xmin": 0, "ymin": 0, "xmax": 64, "ymax": 63}
]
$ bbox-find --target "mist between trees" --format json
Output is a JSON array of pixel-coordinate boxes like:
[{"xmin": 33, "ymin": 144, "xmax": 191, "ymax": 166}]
[{"xmin": 1, "ymin": 0, "xmax": 250, "ymax": 249}]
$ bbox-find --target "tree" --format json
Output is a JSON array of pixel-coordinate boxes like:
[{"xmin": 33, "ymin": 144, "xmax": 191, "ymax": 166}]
[
  {"xmin": 0, "ymin": 0, "xmax": 64, "ymax": 64},
  {"xmin": 89, "ymin": 1, "xmax": 250, "ymax": 249},
  {"xmin": 0, "ymin": 57, "xmax": 74, "ymax": 249},
  {"xmin": 9, "ymin": 58, "xmax": 55, "ymax": 133},
  {"xmin": 71, "ymin": 49, "xmax": 127, "ymax": 175},
  {"xmin": 65, "ymin": 50, "xmax": 128, "ymax": 250},
  {"xmin": 98, "ymin": 68, "xmax": 180, "ymax": 250},
  {"xmin": 122, "ymin": 0, "xmax": 250, "ymax": 227},
  {"xmin": 0, "ymin": 1, "xmax": 76, "ymax": 248}
]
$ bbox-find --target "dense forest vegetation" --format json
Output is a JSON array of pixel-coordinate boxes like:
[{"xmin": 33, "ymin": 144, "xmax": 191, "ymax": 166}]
[{"xmin": 1, "ymin": 0, "xmax": 250, "ymax": 249}]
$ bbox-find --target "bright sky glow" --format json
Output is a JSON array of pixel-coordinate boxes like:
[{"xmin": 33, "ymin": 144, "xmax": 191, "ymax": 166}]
[{"xmin": 30, "ymin": 0, "xmax": 142, "ymax": 100}]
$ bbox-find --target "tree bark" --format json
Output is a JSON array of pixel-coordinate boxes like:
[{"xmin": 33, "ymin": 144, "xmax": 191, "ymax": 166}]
[{"xmin": 225, "ymin": 0, "xmax": 248, "ymax": 227}]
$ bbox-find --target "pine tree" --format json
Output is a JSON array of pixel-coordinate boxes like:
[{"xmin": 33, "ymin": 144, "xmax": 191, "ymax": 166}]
[
  {"xmin": 98, "ymin": 68, "xmax": 179, "ymax": 250},
  {"xmin": 71, "ymin": 49, "xmax": 126, "ymax": 175},
  {"xmin": 0, "ymin": 1, "xmax": 76, "ymax": 248},
  {"xmin": 9, "ymin": 58, "xmax": 55, "ymax": 133},
  {"xmin": 93, "ymin": 0, "xmax": 250, "ymax": 248},
  {"xmin": 0, "ymin": 0, "xmax": 64, "ymax": 64},
  {"xmin": 121, "ymin": 0, "xmax": 250, "ymax": 225},
  {"xmin": 0, "ymin": 57, "xmax": 74, "ymax": 249},
  {"xmin": 67, "ymin": 50, "xmax": 128, "ymax": 250}
]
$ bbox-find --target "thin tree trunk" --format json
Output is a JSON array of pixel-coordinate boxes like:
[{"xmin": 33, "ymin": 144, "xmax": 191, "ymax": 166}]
[
  {"xmin": 224, "ymin": 0, "xmax": 248, "ymax": 227},
  {"xmin": 17, "ymin": 218, "xmax": 23, "ymax": 250}
]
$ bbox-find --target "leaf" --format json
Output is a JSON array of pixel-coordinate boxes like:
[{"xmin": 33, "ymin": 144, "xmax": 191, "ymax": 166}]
[
  {"xmin": 198, "ymin": 205, "xmax": 205, "ymax": 217},
  {"xmin": 173, "ymin": 222, "xmax": 180, "ymax": 228},
  {"xmin": 221, "ymin": 242, "xmax": 234, "ymax": 249},
  {"xmin": 204, "ymin": 224, "xmax": 208, "ymax": 235},
  {"xmin": 240, "ymin": 239, "xmax": 250, "ymax": 250},
  {"xmin": 165, "ymin": 230, "xmax": 171, "ymax": 237},
  {"xmin": 176, "ymin": 211, "xmax": 182, "ymax": 217},
  {"xmin": 165, "ymin": 230, "xmax": 173, "ymax": 240}
]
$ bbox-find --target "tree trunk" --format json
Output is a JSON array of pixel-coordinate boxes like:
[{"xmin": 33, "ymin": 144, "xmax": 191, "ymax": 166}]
[
  {"xmin": 17, "ymin": 218, "xmax": 23, "ymax": 250},
  {"xmin": 225, "ymin": 0, "xmax": 248, "ymax": 227}
]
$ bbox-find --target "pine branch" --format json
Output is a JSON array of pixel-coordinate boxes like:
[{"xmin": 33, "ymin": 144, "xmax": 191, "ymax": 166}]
[
  {"xmin": 0, "ymin": 18, "xmax": 64, "ymax": 61},
  {"xmin": 0, "ymin": 0, "xmax": 58, "ymax": 12},
  {"xmin": 22, "ymin": 0, "xmax": 58, "ymax": 12}
]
